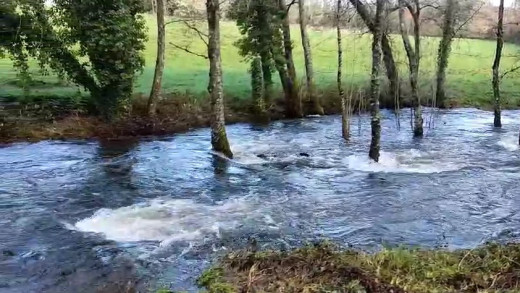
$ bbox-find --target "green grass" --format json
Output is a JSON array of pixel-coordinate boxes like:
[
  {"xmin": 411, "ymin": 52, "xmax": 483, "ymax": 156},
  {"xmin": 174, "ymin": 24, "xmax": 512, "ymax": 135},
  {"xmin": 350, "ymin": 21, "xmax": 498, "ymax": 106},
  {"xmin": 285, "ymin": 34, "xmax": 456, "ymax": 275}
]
[
  {"xmin": 199, "ymin": 242, "xmax": 520, "ymax": 293},
  {"xmin": 2, "ymin": 14, "xmax": 520, "ymax": 107}
]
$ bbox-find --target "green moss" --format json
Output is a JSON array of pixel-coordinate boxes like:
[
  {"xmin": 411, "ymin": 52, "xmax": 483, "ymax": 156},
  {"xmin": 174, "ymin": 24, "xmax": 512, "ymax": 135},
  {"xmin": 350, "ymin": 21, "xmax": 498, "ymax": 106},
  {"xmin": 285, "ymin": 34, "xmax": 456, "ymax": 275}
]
[
  {"xmin": 199, "ymin": 242, "xmax": 520, "ymax": 293},
  {"xmin": 197, "ymin": 268, "xmax": 235, "ymax": 293}
]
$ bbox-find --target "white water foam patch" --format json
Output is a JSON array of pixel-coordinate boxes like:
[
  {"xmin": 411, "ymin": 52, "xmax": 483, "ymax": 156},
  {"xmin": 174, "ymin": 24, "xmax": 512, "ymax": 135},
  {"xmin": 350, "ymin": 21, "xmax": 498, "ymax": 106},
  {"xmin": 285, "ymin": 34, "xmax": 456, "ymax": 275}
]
[
  {"xmin": 498, "ymin": 137, "xmax": 519, "ymax": 152},
  {"xmin": 345, "ymin": 150, "xmax": 462, "ymax": 174},
  {"xmin": 74, "ymin": 197, "xmax": 271, "ymax": 244}
]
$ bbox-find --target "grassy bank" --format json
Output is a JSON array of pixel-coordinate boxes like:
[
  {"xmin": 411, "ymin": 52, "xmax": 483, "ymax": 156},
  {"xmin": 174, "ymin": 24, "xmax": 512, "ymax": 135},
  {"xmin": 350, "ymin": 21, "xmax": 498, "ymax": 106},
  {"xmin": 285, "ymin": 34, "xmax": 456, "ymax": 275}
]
[
  {"xmin": 197, "ymin": 242, "xmax": 520, "ymax": 293},
  {"xmin": 2, "ymin": 15, "xmax": 520, "ymax": 143},
  {"xmin": 2, "ymin": 15, "xmax": 520, "ymax": 106}
]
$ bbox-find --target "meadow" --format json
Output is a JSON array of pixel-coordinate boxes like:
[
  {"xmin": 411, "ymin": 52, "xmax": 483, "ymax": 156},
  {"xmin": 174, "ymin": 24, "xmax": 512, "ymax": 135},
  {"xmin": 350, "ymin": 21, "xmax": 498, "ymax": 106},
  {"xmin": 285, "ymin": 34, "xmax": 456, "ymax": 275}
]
[{"xmin": 2, "ymin": 15, "xmax": 520, "ymax": 108}]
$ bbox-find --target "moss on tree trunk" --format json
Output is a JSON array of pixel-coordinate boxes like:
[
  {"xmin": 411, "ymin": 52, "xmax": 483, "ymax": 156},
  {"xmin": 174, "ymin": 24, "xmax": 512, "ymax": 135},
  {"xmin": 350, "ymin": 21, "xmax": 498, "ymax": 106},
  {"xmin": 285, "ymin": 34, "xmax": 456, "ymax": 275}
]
[{"xmin": 207, "ymin": 0, "xmax": 233, "ymax": 159}]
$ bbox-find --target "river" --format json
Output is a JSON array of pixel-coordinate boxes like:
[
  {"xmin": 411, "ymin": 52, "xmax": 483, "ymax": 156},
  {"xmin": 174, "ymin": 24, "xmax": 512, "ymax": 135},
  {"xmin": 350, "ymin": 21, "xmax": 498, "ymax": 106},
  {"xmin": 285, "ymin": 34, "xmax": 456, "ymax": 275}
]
[{"xmin": 1, "ymin": 108, "xmax": 520, "ymax": 292}]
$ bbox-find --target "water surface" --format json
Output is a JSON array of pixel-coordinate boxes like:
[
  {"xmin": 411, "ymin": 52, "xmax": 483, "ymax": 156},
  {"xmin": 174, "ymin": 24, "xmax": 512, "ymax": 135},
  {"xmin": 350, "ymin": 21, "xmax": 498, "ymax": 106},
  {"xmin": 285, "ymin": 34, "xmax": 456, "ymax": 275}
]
[{"xmin": 1, "ymin": 108, "xmax": 520, "ymax": 292}]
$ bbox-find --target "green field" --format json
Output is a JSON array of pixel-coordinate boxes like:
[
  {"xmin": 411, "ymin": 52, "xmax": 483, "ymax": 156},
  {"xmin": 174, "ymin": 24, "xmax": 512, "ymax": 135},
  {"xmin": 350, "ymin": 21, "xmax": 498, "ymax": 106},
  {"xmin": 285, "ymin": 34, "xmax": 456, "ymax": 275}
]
[{"xmin": 2, "ymin": 15, "xmax": 520, "ymax": 107}]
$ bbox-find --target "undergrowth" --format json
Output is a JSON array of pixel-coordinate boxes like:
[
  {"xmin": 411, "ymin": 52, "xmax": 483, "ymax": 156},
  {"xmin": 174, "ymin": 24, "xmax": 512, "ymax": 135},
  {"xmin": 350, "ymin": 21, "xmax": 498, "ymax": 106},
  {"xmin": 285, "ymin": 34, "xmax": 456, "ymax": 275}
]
[{"xmin": 198, "ymin": 242, "xmax": 520, "ymax": 293}]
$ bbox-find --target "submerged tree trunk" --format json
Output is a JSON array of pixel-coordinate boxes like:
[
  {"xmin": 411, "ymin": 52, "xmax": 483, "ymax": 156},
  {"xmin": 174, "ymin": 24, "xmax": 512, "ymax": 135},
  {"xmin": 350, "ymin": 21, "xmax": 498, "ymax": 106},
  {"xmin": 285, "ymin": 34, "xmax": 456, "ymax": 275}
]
[
  {"xmin": 369, "ymin": 0, "xmax": 384, "ymax": 162},
  {"xmin": 279, "ymin": 0, "xmax": 302, "ymax": 118},
  {"xmin": 349, "ymin": 0, "xmax": 400, "ymax": 105},
  {"xmin": 398, "ymin": 0, "xmax": 423, "ymax": 137},
  {"xmin": 492, "ymin": 0, "xmax": 505, "ymax": 128},
  {"xmin": 299, "ymin": 0, "xmax": 323, "ymax": 115},
  {"xmin": 337, "ymin": 0, "xmax": 349, "ymax": 141},
  {"xmin": 147, "ymin": 0, "xmax": 165, "ymax": 116},
  {"xmin": 436, "ymin": 0, "xmax": 456, "ymax": 108},
  {"xmin": 207, "ymin": 0, "xmax": 233, "ymax": 158}
]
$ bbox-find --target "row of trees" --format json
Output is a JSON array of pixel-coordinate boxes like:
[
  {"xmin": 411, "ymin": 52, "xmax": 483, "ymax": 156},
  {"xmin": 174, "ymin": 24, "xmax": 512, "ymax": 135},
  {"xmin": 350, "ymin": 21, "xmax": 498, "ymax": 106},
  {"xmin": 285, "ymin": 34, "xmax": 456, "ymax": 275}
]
[{"xmin": 0, "ymin": 0, "xmax": 516, "ymax": 162}]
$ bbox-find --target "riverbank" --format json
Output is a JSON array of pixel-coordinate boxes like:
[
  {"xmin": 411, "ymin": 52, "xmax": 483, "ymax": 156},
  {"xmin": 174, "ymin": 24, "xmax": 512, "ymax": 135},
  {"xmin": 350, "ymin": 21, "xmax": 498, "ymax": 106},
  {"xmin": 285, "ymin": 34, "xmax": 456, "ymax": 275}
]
[
  {"xmin": 197, "ymin": 242, "xmax": 520, "ymax": 293},
  {"xmin": 1, "ymin": 88, "xmax": 516, "ymax": 144}
]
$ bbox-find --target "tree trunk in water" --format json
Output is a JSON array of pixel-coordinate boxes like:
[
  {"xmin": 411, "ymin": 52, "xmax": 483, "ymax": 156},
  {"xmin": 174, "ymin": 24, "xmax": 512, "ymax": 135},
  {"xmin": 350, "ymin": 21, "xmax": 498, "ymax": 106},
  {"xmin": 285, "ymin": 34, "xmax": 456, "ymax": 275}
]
[
  {"xmin": 279, "ymin": 0, "xmax": 302, "ymax": 118},
  {"xmin": 206, "ymin": 0, "xmax": 233, "ymax": 158},
  {"xmin": 251, "ymin": 57, "xmax": 268, "ymax": 121},
  {"xmin": 369, "ymin": 0, "xmax": 384, "ymax": 162},
  {"xmin": 436, "ymin": 0, "xmax": 456, "ymax": 108},
  {"xmin": 492, "ymin": 0, "xmax": 504, "ymax": 128},
  {"xmin": 349, "ymin": 0, "xmax": 400, "ymax": 105},
  {"xmin": 147, "ymin": 0, "xmax": 165, "ymax": 116},
  {"xmin": 337, "ymin": 0, "xmax": 349, "ymax": 141},
  {"xmin": 398, "ymin": 1, "xmax": 423, "ymax": 137},
  {"xmin": 299, "ymin": 0, "xmax": 323, "ymax": 115}
]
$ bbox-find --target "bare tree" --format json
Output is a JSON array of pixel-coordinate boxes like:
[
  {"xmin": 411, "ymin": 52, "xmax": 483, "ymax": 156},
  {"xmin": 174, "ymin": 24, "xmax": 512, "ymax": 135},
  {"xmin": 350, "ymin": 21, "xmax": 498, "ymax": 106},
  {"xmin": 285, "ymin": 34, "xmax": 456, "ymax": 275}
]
[
  {"xmin": 299, "ymin": 0, "xmax": 324, "ymax": 115},
  {"xmin": 349, "ymin": 0, "xmax": 401, "ymax": 106},
  {"xmin": 207, "ymin": 0, "xmax": 233, "ymax": 158},
  {"xmin": 398, "ymin": 0, "xmax": 423, "ymax": 137},
  {"xmin": 147, "ymin": 0, "xmax": 166, "ymax": 116},
  {"xmin": 369, "ymin": 0, "xmax": 385, "ymax": 162},
  {"xmin": 492, "ymin": 0, "xmax": 505, "ymax": 127},
  {"xmin": 337, "ymin": 0, "xmax": 350, "ymax": 140}
]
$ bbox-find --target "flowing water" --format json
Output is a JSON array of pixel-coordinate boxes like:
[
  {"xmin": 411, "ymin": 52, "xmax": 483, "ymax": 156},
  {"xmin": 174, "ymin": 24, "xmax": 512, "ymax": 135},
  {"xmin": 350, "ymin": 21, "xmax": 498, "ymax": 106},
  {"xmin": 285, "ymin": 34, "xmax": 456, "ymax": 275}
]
[{"xmin": 2, "ymin": 108, "xmax": 520, "ymax": 292}]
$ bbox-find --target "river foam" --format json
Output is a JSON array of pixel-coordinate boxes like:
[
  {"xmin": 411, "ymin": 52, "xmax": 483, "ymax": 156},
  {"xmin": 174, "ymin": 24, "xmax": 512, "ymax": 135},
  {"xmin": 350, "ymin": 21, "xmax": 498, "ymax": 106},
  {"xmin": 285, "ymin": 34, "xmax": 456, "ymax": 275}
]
[
  {"xmin": 74, "ymin": 197, "xmax": 267, "ymax": 244},
  {"xmin": 345, "ymin": 150, "xmax": 462, "ymax": 174},
  {"xmin": 498, "ymin": 137, "xmax": 519, "ymax": 151}
]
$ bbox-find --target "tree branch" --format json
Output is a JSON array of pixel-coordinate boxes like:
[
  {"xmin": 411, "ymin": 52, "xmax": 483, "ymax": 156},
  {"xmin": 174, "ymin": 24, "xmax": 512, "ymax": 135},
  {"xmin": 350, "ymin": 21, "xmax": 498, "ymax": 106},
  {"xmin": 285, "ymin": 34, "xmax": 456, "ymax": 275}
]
[
  {"xmin": 169, "ymin": 42, "xmax": 208, "ymax": 59},
  {"xmin": 454, "ymin": 1, "xmax": 484, "ymax": 36},
  {"xmin": 501, "ymin": 65, "xmax": 520, "ymax": 80}
]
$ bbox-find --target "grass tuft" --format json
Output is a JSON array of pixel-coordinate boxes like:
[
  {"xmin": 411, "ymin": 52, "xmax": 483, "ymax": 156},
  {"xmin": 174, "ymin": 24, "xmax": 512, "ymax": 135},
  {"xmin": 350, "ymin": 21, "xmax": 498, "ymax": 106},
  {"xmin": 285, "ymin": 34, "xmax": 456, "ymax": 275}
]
[{"xmin": 199, "ymin": 242, "xmax": 520, "ymax": 293}]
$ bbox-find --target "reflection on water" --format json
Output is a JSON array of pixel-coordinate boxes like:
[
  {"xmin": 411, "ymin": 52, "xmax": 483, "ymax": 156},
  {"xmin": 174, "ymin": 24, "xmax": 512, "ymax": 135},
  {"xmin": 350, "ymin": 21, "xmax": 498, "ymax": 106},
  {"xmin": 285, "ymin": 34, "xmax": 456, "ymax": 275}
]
[{"xmin": 1, "ymin": 108, "xmax": 520, "ymax": 292}]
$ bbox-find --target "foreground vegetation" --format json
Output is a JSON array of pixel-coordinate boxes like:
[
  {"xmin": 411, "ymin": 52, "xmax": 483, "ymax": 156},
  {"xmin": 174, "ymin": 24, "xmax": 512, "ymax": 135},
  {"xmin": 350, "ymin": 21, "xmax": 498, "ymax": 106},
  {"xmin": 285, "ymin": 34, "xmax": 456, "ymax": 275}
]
[{"xmin": 197, "ymin": 242, "xmax": 520, "ymax": 293}]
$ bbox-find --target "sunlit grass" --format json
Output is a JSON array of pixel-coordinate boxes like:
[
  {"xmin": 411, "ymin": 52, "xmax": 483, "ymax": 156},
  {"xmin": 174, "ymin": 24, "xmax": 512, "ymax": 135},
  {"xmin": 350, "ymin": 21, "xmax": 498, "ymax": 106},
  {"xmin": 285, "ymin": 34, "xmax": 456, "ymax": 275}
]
[
  {"xmin": 1, "ymin": 14, "xmax": 520, "ymax": 107},
  {"xmin": 198, "ymin": 242, "xmax": 520, "ymax": 293}
]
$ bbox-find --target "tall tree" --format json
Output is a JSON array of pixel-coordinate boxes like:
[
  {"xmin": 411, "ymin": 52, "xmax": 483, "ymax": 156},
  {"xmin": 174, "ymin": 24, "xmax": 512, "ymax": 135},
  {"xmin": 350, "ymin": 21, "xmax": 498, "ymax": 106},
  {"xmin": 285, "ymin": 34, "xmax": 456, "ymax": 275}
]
[
  {"xmin": 349, "ymin": 0, "xmax": 400, "ymax": 106},
  {"xmin": 492, "ymin": 0, "xmax": 505, "ymax": 128},
  {"xmin": 147, "ymin": 0, "xmax": 166, "ymax": 116},
  {"xmin": 398, "ymin": 0, "xmax": 423, "ymax": 137},
  {"xmin": 435, "ymin": 0, "xmax": 456, "ymax": 108},
  {"xmin": 207, "ymin": 0, "xmax": 233, "ymax": 158},
  {"xmin": 299, "ymin": 0, "xmax": 324, "ymax": 115},
  {"xmin": 279, "ymin": 0, "xmax": 303, "ymax": 118},
  {"xmin": 337, "ymin": 0, "xmax": 350, "ymax": 141},
  {"xmin": 229, "ymin": 0, "xmax": 285, "ymax": 115},
  {"xmin": 369, "ymin": 0, "xmax": 384, "ymax": 162}
]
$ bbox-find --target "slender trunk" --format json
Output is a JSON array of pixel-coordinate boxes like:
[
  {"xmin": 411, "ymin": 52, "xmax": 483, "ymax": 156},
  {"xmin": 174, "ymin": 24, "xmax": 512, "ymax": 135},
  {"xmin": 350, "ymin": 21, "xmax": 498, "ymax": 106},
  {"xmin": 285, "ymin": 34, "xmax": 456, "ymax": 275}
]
[
  {"xmin": 369, "ymin": 0, "xmax": 384, "ymax": 162},
  {"xmin": 349, "ymin": 0, "xmax": 400, "ymax": 105},
  {"xmin": 279, "ymin": 0, "xmax": 302, "ymax": 118},
  {"xmin": 299, "ymin": 0, "xmax": 323, "ymax": 115},
  {"xmin": 398, "ymin": 1, "xmax": 422, "ymax": 137},
  {"xmin": 251, "ymin": 57, "xmax": 268, "ymax": 121},
  {"xmin": 147, "ymin": 0, "xmax": 165, "ymax": 116},
  {"xmin": 207, "ymin": 0, "xmax": 233, "ymax": 158},
  {"xmin": 260, "ymin": 52, "xmax": 273, "ymax": 105},
  {"xmin": 272, "ymin": 49, "xmax": 297, "ymax": 118},
  {"xmin": 337, "ymin": 0, "xmax": 349, "ymax": 140},
  {"xmin": 151, "ymin": 0, "xmax": 157, "ymax": 14},
  {"xmin": 436, "ymin": 0, "xmax": 456, "ymax": 108},
  {"xmin": 492, "ymin": 0, "xmax": 504, "ymax": 128}
]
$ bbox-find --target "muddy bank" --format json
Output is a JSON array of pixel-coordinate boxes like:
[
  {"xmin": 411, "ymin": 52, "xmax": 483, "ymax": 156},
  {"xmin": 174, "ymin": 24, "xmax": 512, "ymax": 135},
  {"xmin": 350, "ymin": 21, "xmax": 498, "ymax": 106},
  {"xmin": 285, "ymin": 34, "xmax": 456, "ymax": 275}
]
[{"xmin": 0, "ymin": 88, "xmax": 510, "ymax": 144}]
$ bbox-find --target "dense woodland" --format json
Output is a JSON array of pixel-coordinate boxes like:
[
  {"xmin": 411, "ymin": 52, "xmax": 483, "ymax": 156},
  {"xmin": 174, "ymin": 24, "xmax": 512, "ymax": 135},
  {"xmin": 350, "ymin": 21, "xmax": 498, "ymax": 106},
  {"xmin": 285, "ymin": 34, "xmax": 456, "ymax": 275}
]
[{"xmin": 1, "ymin": 0, "xmax": 520, "ymax": 162}]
